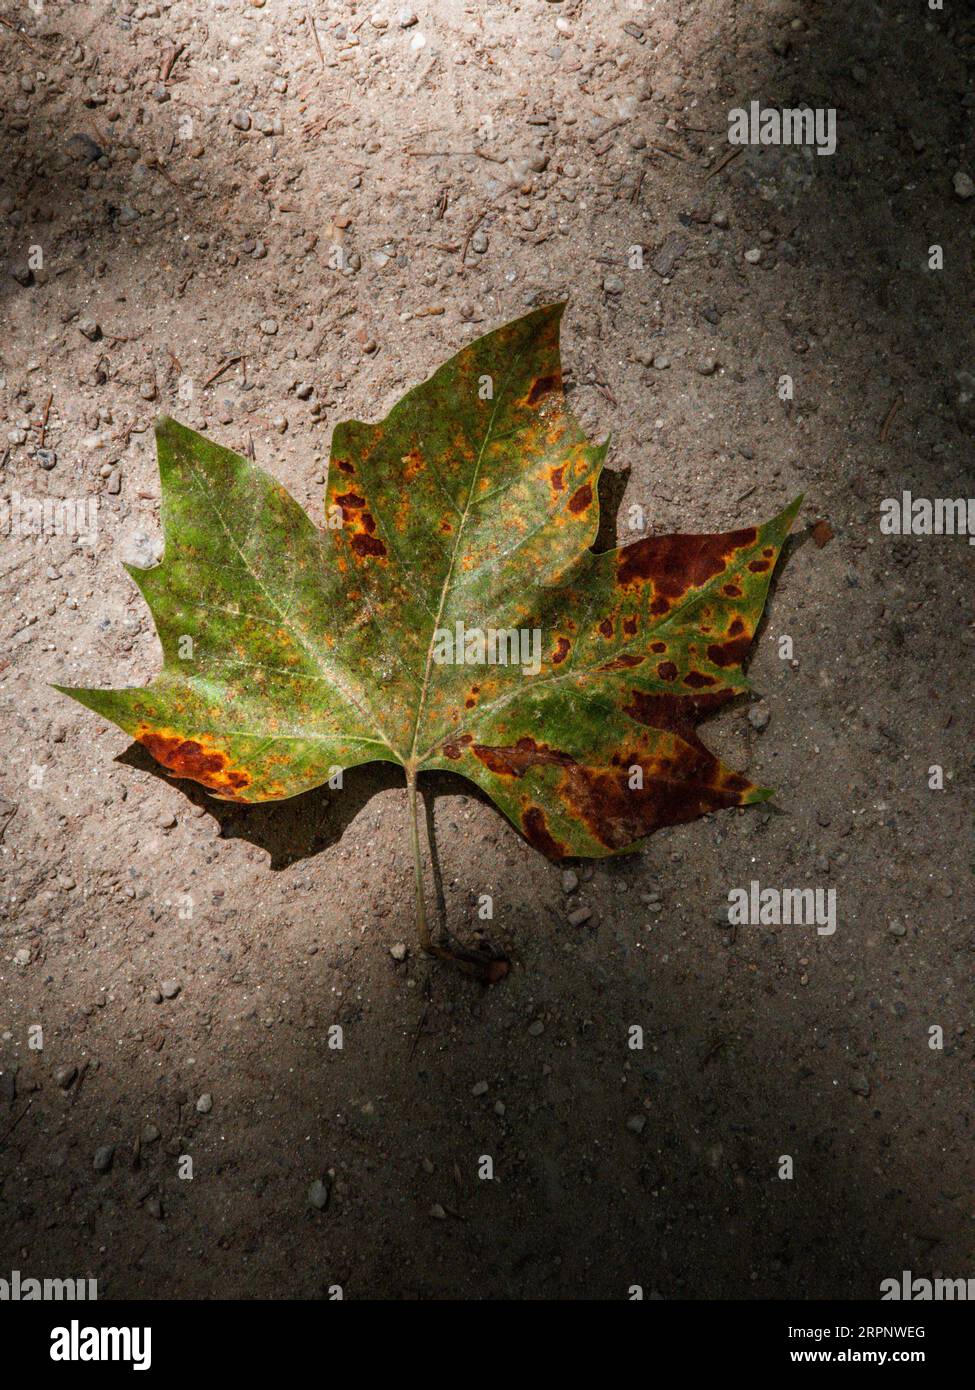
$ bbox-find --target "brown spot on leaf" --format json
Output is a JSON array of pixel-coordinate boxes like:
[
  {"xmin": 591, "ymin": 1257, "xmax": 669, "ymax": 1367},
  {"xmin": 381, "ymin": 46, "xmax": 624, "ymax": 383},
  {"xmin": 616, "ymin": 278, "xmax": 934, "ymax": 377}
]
[
  {"xmin": 473, "ymin": 729, "xmax": 750, "ymax": 853},
  {"xmin": 616, "ymin": 527, "xmax": 759, "ymax": 593},
  {"xmin": 723, "ymin": 584, "xmax": 742, "ymax": 598},
  {"xmin": 599, "ymin": 654, "xmax": 645, "ymax": 670},
  {"xmin": 657, "ymin": 661, "xmax": 678, "ymax": 681},
  {"xmin": 136, "ymin": 726, "xmax": 252, "ymax": 799},
  {"xmin": 748, "ymin": 559, "xmax": 770, "ymax": 573},
  {"xmin": 623, "ymin": 616, "xmax": 638, "ymax": 636},
  {"xmin": 684, "ymin": 671, "xmax": 717, "ymax": 688},
  {"xmin": 549, "ymin": 464, "xmax": 566, "ymax": 493},
  {"xmin": 552, "ymin": 636, "xmax": 570, "ymax": 664},
  {"xmin": 651, "ymin": 641, "xmax": 666, "ymax": 653},
  {"xmin": 402, "ymin": 449, "xmax": 425, "ymax": 481},
  {"xmin": 568, "ymin": 482, "xmax": 593, "ymax": 514},
  {"xmin": 522, "ymin": 806, "xmax": 568, "ymax": 859},
  {"xmin": 336, "ymin": 460, "xmax": 355, "ymax": 475},
  {"xmin": 599, "ymin": 617, "xmax": 614, "ymax": 638},
  {"xmin": 623, "ymin": 689, "xmax": 734, "ymax": 739},
  {"xmin": 527, "ymin": 374, "xmax": 560, "ymax": 405},
  {"xmin": 707, "ymin": 634, "xmax": 752, "ymax": 667},
  {"xmin": 335, "ymin": 490, "xmax": 366, "ymax": 519},
  {"xmin": 441, "ymin": 734, "xmax": 473, "ymax": 760},
  {"xmin": 350, "ymin": 533, "xmax": 387, "ymax": 558}
]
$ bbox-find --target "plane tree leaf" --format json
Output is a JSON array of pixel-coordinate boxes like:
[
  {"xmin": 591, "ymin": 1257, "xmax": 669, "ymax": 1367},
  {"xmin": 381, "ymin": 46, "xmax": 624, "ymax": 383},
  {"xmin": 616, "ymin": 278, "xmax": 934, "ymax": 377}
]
[{"xmin": 58, "ymin": 305, "xmax": 799, "ymax": 968}]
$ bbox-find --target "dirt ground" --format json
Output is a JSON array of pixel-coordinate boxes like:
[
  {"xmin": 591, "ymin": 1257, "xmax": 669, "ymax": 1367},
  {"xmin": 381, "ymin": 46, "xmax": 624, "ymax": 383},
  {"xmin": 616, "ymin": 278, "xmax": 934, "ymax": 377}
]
[{"xmin": 1, "ymin": 0, "xmax": 972, "ymax": 1301}]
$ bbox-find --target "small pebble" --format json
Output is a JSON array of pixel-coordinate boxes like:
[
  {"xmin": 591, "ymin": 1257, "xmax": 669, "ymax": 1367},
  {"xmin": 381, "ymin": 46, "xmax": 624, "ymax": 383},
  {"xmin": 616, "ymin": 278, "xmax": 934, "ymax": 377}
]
[
  {"xmin": 747, "ymin": 702, "xmax": 771, "ymax": 731},
  {"xmin": 308, "ymin": 1178, "xmax": 330, "ymax": 1210},
  {"xmin": 93, "ymin": 1145, "xmax": 114, "ymax": 1173},
  {"xmin": 196, "ymin": 1092, "xmax": 212, "ymax": 1114},
  {"xmin": 389, "ymin": 942, "xmax": 407, "ymax": 961}
]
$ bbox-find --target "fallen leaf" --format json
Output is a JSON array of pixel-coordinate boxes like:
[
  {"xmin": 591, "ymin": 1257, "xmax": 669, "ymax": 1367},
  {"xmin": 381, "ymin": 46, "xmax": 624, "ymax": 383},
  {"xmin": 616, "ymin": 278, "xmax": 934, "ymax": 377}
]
[{"xmin": 57, "ymin": 305, "xmax": 799, "ymax": 967}]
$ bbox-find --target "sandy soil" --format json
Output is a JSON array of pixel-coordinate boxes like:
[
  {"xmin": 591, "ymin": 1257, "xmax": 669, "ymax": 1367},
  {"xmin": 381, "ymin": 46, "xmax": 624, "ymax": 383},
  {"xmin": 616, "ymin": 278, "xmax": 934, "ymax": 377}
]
[{"xmin": 1, "ymin": 0, "xmax": 972, "ymax": 1299}]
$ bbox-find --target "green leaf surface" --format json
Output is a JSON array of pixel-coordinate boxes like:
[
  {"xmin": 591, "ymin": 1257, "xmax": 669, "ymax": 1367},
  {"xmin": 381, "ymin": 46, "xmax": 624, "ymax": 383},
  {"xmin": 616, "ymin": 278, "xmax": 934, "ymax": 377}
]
[{"xmin": 58, "ymin": 304, "xmax": 798, "ymax": 860}]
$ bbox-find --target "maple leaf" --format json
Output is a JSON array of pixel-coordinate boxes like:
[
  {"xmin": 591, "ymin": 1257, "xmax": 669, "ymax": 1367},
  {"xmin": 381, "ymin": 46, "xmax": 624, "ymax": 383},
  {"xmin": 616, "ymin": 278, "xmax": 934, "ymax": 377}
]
[{"xmin": 57, "ymin": 305, "xmax": 799, "ymax": 975}]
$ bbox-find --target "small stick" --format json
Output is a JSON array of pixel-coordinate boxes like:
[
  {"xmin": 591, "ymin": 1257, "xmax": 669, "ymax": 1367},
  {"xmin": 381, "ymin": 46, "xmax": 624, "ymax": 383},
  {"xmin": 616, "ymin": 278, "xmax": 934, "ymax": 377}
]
[
  {"xmin": 461, "ymin": 211, "xmax": 486, "ymax": 264},
  {"xmin": 879, "ymin": 395, "xmax": 902, "ymax": 443},
  {"xmin": 0, "ymin": 1100, "xmax": 31, "ymax": 1146},
  {"xmin": 704, "ymin": 146, "xmax": 743, "ymax": 181},
  {"xmin": 160, "ymin": 43, "xmax": 185, "ymax": 83},
  {"xmin": 648, "ymin": 141, "xmax": 686, "ymax": 162},
  {"xmin": 0, "ymin": 15, "xmax": 41, "ymax": 51},
  {"xmin": 37, "ymin": 392, "xmax": 53, "ymax": 447},
  {"xmin": 306, "ymin": 3, "xmax": 324, "ymax": 67},
  {"xmin": 203, "ymin": 355, "xmax": 240, "ymax": 388}
]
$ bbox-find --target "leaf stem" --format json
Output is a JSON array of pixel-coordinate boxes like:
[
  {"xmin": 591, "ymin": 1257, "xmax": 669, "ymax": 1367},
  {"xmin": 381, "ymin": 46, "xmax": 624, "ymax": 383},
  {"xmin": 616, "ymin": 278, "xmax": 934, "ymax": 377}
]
[
  {"xmin": 405, "ymin": 763, "xmax": 432, "ymax": 954},
  {"xmin": 404, "ymin": 762, "xmax": 508, "ymax": 983}
]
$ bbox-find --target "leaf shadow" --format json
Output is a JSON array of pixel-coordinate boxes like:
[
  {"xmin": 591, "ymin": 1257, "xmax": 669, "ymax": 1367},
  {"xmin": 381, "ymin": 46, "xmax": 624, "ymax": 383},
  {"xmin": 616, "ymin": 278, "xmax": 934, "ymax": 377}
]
[
  {"xmin": 592, "ymin": 463, "xmax": 632, "ymax": 553},
  {"xmin": 117, "ymin": 742, "xmax": 402, "ymax": 870},
  {"xmin": 115, "ymin": 743, "xmax": 521, "ymax": 882}
]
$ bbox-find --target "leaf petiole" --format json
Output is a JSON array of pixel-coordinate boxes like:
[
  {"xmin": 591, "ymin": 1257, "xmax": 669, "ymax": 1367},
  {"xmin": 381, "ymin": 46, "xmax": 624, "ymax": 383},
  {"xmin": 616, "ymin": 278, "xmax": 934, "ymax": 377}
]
[
  {"xmin": 404, "ymin": 763, "xmax": 509, "ymax": 983},
  {"xmin": 404, "ymin": 762, "xmax": 432, "ymax": 955}
]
